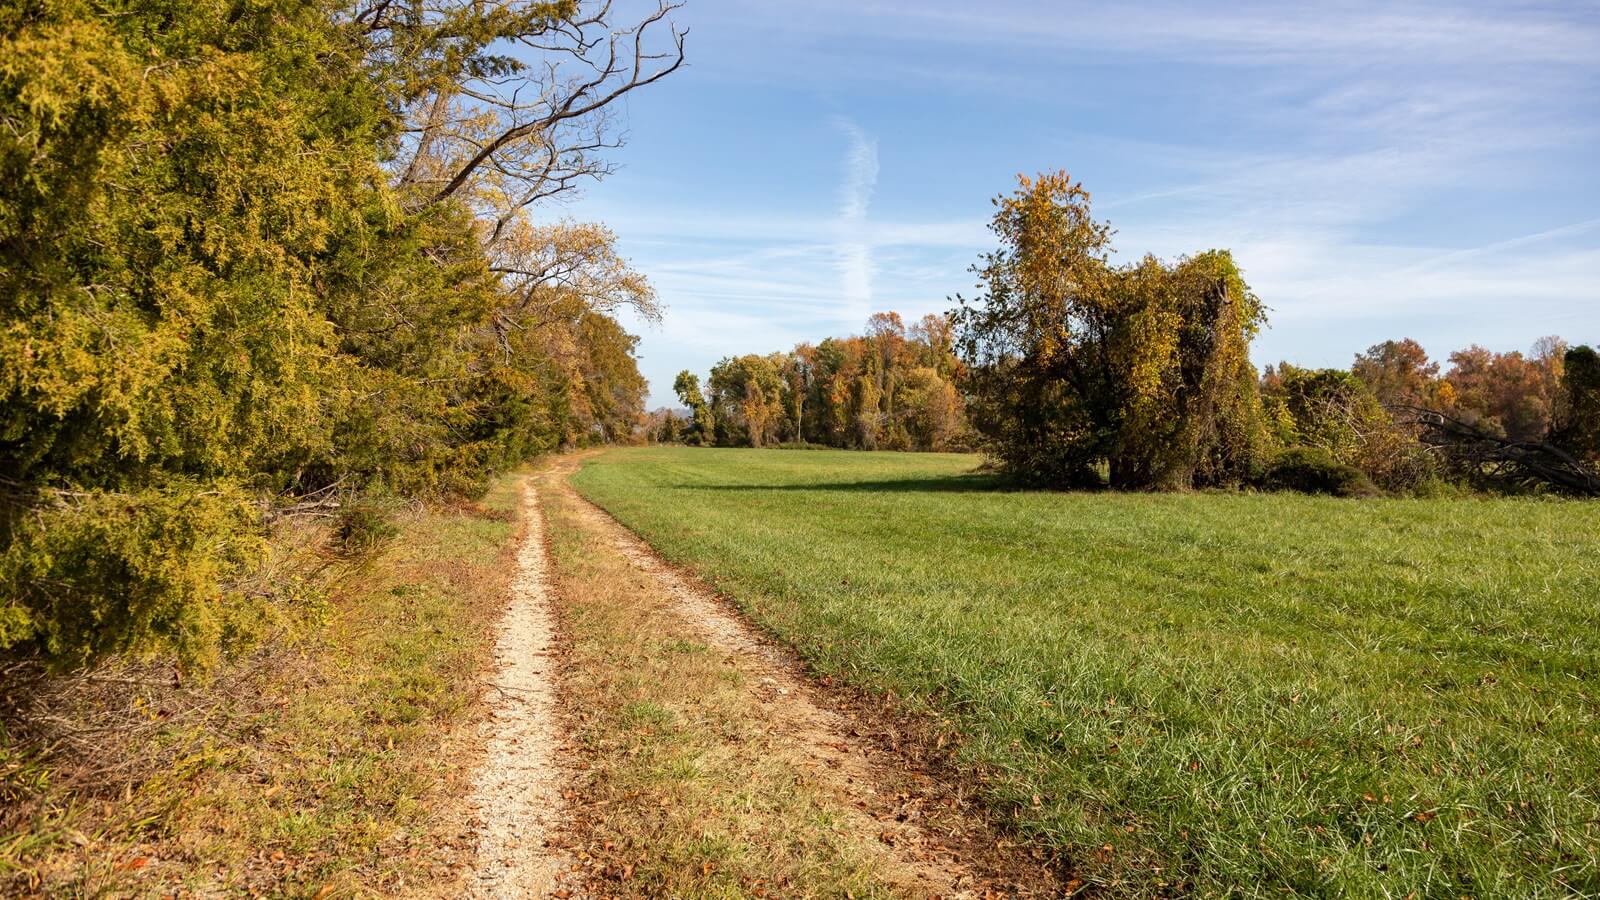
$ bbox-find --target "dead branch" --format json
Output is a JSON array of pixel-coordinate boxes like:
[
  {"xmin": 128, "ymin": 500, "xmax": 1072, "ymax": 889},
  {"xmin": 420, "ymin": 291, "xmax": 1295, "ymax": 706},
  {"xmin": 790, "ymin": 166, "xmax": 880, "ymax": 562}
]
[
  {"xmin": 1392, "ymin": 404, "xmax": 1600, "ymax": 495},
  {"xmin": 382, "ymin": 1, "xmax": 686, "ymax": 226}
]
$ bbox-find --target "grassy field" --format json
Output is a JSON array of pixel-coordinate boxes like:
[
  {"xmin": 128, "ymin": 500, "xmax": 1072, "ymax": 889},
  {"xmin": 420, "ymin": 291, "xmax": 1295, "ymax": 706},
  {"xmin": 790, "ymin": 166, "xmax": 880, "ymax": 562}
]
[{"xmin": 572, "ymin": 447, "xmax": 1600, "ymax": 897}]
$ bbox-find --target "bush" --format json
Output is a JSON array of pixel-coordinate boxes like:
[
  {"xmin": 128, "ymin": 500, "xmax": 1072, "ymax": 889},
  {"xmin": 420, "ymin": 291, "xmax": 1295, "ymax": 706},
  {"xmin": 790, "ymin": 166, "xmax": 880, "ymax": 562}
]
[
  {"xmin": 334, "ymin": 498, "xmax": 402, "ymax": 555},
  {"xmin": 1409, "ymin": 476, "xmax": 1470, "ymax": 499},
  {"xmin": 1264, "ymin": 447, "xmax": 1381, "ymax": 498},
  {"xmin": 1353, "ymin": 425, "xmax": 1439, "ymax": 492},
  {"xmin": 0, "ymin": 481, "xmax": 264, "ymax": 669}
]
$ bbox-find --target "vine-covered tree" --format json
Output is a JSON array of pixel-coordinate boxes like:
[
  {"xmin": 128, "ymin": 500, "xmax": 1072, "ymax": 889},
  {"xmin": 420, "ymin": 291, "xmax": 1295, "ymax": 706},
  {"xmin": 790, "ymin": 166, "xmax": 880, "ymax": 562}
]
[
  {"xmin": 672, "ymin": 371, "xmax": 714, "ymax": 445},
  {"xmin": 952, "ymin": 171, "xmax": 1268, "ymax": 489}
]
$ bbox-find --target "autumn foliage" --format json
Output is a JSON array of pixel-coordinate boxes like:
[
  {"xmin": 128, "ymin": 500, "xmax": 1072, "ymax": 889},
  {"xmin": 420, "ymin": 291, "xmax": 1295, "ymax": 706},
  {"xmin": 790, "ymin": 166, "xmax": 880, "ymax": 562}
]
[
  {"xmin": 674, "ymin": 173, "xmax": 1595, "ymax": 498},
  {"xmin": 672, "ymin": 312, "xmax": 973, "ymax": 452},
  {"xmin": 1, "ymin": 1, "xmax": 671, "ymax": 666},
  {"xmin": 952, "ymin": 172, "xmax": 1269, "ymax": 489}
]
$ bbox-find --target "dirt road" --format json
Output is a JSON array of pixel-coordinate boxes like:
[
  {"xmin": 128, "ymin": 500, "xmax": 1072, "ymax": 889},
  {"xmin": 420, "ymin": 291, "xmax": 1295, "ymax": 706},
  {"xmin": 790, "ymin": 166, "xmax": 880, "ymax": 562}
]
[{"xmin": 465, "ymin": 463, "xmax": 1058, "ymax": 897}]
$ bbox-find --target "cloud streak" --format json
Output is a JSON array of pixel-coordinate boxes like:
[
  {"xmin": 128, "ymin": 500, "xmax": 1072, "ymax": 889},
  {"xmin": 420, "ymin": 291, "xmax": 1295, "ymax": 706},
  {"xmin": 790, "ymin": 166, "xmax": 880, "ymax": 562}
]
[
  {"xmin": 834, "ymin": 117, "xmax": 880, "ymax": 322},
  {"xmin": 578, "ymin": 0, "xmax": 1599, "ymax": 406},
  {"xmin": 724, "ymin": 0, "xmax": 1600, "ymax": 68}
]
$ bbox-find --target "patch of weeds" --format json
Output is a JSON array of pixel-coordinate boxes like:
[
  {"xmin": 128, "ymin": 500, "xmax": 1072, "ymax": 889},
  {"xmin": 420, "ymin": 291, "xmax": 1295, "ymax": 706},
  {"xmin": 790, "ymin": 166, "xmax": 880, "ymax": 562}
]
[
  {"xmin": 334, "ymin": 493, "xmax": 403, "ymax": 554},
  {"xmin": 0, "ymin": 472, "xmax": 526, "ymax": 895}
]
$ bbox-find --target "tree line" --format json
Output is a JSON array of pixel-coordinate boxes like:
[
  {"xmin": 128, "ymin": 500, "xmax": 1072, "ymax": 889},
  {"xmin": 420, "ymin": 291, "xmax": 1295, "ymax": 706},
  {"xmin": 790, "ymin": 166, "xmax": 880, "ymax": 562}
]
[
  {"xmin": 664, "ymin": 312, "xmax": 973, "ymax": 451},
  {"xmin": 1, "ymin": 0, "xmax": 683, "ymax": 667},
  {"xmin": 666, "ymin": 171, "xmax": 1598, "ymax": 497}
]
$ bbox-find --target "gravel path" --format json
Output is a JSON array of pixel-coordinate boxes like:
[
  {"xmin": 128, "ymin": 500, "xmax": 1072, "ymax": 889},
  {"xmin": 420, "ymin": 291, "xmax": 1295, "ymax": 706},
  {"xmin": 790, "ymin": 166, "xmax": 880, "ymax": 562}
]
[{"xmin": 465, "ymin": 481, "xmax": 569, "ymax": 899}]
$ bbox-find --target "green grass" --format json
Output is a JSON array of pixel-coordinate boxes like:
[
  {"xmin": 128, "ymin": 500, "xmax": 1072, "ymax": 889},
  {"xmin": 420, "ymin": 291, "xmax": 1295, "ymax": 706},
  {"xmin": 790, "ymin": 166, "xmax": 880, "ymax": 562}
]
[{"xmin": 572, "ymin": 447, "xmax": 1600, "ymax": 898}]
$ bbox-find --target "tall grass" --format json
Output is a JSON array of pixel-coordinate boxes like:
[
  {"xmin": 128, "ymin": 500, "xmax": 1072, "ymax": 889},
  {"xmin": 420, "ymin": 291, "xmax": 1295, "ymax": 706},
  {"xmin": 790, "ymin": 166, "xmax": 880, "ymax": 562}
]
[
  {"xmin": 1, "ymin": 477, "xmax": 523, "ymax": 895},
  {"xmin": 573, "ymin": 447, "xmax": 1600, "ymax": 897}
]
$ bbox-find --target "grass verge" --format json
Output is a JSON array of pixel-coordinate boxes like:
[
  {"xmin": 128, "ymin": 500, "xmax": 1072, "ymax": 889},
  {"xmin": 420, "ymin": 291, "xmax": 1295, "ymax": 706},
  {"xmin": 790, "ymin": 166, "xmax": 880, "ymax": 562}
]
[
  {"xmin": 572, "ymin": 447, "xmax": 1600, "ymax": 898},
  {"xmin": 0, "ymin": 475, "xmax": 523, "ymax": 896}
]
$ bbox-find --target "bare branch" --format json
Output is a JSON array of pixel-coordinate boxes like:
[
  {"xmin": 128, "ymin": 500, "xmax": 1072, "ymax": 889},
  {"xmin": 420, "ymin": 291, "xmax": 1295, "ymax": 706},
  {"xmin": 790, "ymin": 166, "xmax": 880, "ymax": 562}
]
[
  {"xmin": 1393, "ymin": 404, "xmax": 1600, "ymax": 495},
  {"xmin": 376, "ymin": 1, "xmax": 686, "ymax": 223}
]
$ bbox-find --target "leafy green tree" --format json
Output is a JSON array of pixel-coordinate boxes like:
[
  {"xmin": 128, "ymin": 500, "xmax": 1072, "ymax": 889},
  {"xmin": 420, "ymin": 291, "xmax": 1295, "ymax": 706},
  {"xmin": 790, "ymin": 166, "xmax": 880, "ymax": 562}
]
[
  {"xmin": 896, "ymin": 366, "xmax": 968, "ymax": 450},
  {"xmin": 708, "ymin": 355, "xmax": 785, "ymax": 448},
  {"xmin": 1553, "ymin": 345, "xmax": 1600, "ymax": 464},
  {"xmin": 1262, "ymin": 366, "xmax": 1387, "ymax": 460},
  {"xmin": 673, "ymin": 371, "xmax": 714, "ymax": 446}
]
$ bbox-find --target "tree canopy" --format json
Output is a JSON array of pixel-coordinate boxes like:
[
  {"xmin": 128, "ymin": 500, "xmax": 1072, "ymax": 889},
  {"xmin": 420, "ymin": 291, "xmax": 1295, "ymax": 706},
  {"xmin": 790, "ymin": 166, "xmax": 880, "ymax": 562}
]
[
  {"xmin": 952, "ymin": 172, "xmax": 1269, "ymax": 489},
  {"xmin": 1, "ymin": 0, "xmax": 678, "ymax": 666},
  {"xmin": 670, "ymin": 313, "xmax": 972, "ymax": 452}
]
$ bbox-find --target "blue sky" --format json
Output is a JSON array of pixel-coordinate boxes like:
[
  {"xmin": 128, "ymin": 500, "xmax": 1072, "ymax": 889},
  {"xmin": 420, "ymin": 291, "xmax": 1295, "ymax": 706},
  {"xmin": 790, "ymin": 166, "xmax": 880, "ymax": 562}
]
[{"xmin": 559, "ymin": 1, "xmax": 1600, "ymax": 407}]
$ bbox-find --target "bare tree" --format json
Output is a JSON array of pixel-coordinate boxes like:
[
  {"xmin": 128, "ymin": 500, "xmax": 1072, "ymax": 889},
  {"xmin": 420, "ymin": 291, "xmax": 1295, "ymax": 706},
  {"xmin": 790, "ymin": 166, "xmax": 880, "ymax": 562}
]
[
  {"xmin": 478, "ymin": 219, "xmax": 660, "ymax": 358},
  {"xmin": 358, "ymin": 1, "xmax": 686, "ymax": 235}
]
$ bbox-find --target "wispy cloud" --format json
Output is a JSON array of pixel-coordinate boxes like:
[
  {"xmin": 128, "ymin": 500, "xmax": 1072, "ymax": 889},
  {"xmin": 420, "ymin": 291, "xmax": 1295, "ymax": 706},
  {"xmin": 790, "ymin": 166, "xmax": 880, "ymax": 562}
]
[
  {"xmin": 583, "ymin": 0, "xmax": 1599, "ymax": 405},
  {"xmin": 1397, "ymin": 218, "xmax": 1600, "ymax": 277},
  {"xmin": 834, "ymin": 117, "xmax": 880, "ymax": 322},
  {"xmin": 723, "ymin": 1, "xmax": 1600, "ymax": 68},
  {"xmin": 836, "ymin": 118, "xmax": 880, "ymax": 221}
]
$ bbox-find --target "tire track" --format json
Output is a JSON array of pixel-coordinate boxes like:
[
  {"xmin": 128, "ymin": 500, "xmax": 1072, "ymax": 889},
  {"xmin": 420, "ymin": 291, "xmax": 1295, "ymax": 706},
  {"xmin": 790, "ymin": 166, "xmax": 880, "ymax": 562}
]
[
  {"xmin": 465, "ymin": 480, "xmax": 570, "ymax": 899},
  {"xmin": 553, "ymin": 473, "xmax": 1003, "ymax": 898}
]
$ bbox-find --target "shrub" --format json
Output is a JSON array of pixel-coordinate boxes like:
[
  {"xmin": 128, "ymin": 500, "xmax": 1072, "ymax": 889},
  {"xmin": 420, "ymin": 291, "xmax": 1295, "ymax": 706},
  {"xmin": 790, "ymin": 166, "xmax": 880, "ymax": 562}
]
[
  {"xmin": 334, "ymin": 498, "xmax": 402, "ymax": 555},
  {"xmin": 1409, "ymin": 476, "xmax": 1470, "ymax": 499},
  {"xmin": 1353, "ymin": 423, "xmax": 1440, "ymax": 492},
  {"xmin": 0, "ymin": 481, "xmax": 263, "ymax": 669},
  {"xmin": 1264, "ymin": 447, "xmax": 1381, "ymax": 498}
]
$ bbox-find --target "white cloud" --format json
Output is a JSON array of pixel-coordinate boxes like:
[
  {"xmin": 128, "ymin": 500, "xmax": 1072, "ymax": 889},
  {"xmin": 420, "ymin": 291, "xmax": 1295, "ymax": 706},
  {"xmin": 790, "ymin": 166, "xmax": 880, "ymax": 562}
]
[
  {"xmin": 836, "ymin": 118, "xmax": 880, "ymax": 221},
  {"xmin": 721, "ymin": 1, "xmax": 1600, "ymax": 68},
  {"xmin": 593, "ymin": 0, "xmax": 1600, "ymax": 405},
  {"xmin": 834, "ymin": 117, "xmax": 880, "ymax": 323}
]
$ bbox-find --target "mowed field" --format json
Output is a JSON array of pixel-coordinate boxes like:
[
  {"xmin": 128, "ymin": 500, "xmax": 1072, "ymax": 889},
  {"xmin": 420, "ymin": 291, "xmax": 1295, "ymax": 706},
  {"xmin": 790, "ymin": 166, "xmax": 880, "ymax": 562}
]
[{"xmin": 572, "ymin": 447, "xmax": 1600, "ymax": 897}]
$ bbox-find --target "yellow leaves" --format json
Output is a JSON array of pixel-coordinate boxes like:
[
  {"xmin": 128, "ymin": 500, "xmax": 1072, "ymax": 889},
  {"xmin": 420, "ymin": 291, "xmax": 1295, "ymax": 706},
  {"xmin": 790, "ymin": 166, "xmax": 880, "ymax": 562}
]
[
  {"xmin": 1, "ymin": 15, "xmax": 139, "ymax": 130},
  {"xmin": 489, "ymin": 217, "xmax": 660, "ymax": 325}
]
